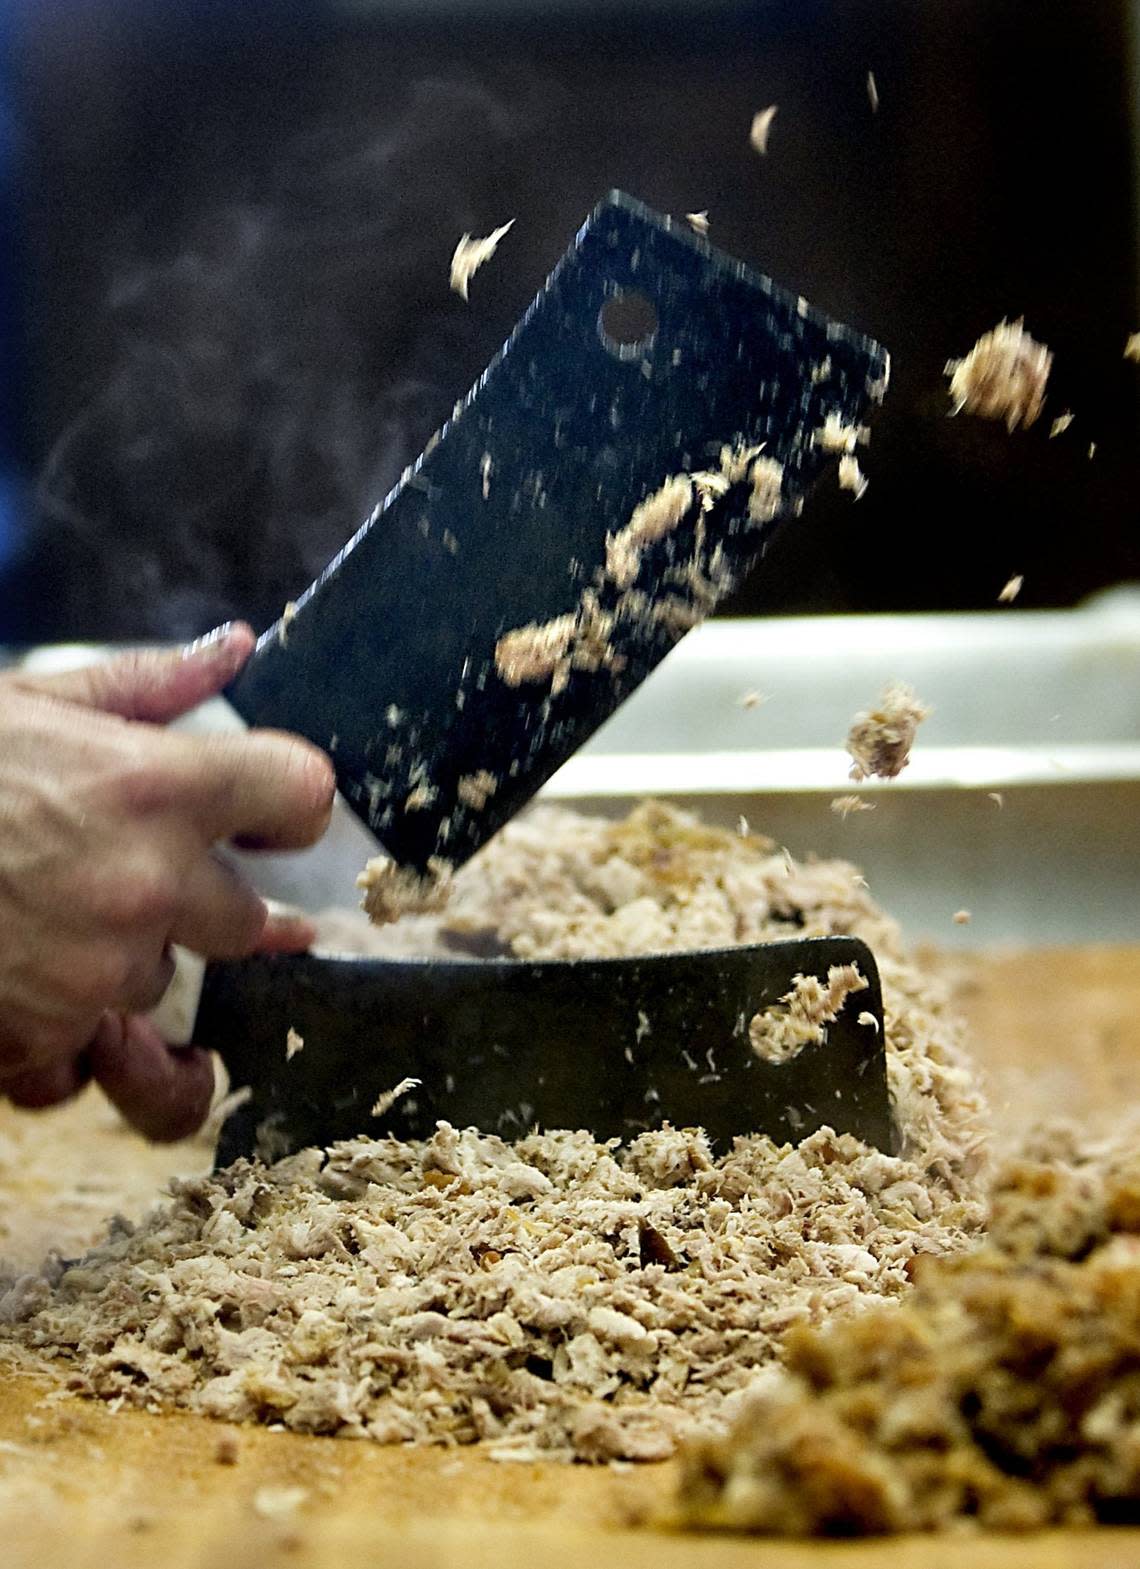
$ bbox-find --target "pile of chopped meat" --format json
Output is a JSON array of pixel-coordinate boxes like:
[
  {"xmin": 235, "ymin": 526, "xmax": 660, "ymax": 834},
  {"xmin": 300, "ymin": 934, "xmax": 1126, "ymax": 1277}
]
[
  {"xmin": 677, "ymin": 1125, "xmax": 1140, "ymax": 1534},
  {"xmin": 0, "ymin": 804, "xmax": 988, "ymax": 1462}
]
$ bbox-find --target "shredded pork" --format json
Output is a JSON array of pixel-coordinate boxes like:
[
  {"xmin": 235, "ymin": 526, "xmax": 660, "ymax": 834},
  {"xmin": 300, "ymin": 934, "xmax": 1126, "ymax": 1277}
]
[
  {"xmin": 356, "ymin": 857, "xmax": 453, "ymax": 927},
  {"xmin": 449, "ymin": 222, "xmax": 515, "ymax": 301},
  {"xmin": 945, "ymin": 320, "xmax": 1052, "ymax": 432},
  {"xmin": 677, "ymin": 1130, "xmax": 1140, "ymax": 1534},
  {"xmin": 1, "ymin": 804, "xmax": 988, "ymax": 1463},
  {"xmin": 605, "ymin": 475, "xmax": 695, "ymax": 589},
  {"xmin": 747, "ymin": 964, "xmax": 868, "ymax": 1065},
  {"xmin": 845, "ymin": 683, "xmax": 931, "ymax": 782},
  {"xmin": 749, "ymin": 106, "xmax": 778, "ymax": 156}
]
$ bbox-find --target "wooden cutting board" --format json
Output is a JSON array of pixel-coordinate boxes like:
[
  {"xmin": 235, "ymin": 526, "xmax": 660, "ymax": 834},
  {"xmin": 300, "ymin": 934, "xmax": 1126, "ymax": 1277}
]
[{"xmin": 2, "ymin": 944, "xmax": 1139, "ymax": 1569}]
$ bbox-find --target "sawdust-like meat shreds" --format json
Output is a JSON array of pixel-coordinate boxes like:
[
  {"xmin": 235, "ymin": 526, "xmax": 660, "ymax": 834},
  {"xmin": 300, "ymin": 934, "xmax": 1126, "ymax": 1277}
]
[
  {"xmin": 676, "ymin": 1132, "xmax": 1140, "ymax": 1535},
  {"xmin": 493, "ymin": 445, "xmax": 783, "ymax": 707},
  {"xmin": 456, "ymin": 770, "xmax": 498, "ymax": 812},
  {"xmin": 356, "ymin": 857, "xmax": 453, "ymax": 927},
  {"xmin": 831, "ymin": 795, "xmax": 874, "ymax": 819},
  {"xmin": 837, "ymin": 455, "xmax": 868, "ymax": 499},
  {"xmin": 745, "ymin": 455, "xmax": 785, "ymax": 525},
  {"xmin": 944, "ymin": 320, "xmax": 1052, "ymax": 432},
  {"xmin": 749, "ymin": 106, "xmax": 778, "ymax": 156},
  {"xmin": 1, "ymin": 803, "xmax": 989, "ymax": 1463},
  {"xmin": 494, "ymin": 612, "xmax": 578, "ymax": 689},
  {"xmin": 449, "ymin": 221, "xmax": 515, "ymax": 301},
  {"xmin": 845, "ymin": 682, "xmax": 931, "ymax": 782},
  {"xmin": 748, "ymin": 965, "xmax": 868, "ymax": 1065},
  {"xmin": 494, "ymin": 592, "xmax": 617, "ymax": 699},
  {"xmin": 813, "ymin": 413, "xmax": 869, "ymax": 454},
  {"xmin": 605, "ymin": 475, "xmax": 695, "ymax": 590}
]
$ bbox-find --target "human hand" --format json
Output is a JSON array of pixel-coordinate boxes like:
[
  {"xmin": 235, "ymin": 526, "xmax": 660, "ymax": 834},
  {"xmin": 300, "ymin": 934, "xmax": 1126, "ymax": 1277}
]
[{"xmin": 0, "ymin": 624, "xmax": 334, "ymax": 1139}]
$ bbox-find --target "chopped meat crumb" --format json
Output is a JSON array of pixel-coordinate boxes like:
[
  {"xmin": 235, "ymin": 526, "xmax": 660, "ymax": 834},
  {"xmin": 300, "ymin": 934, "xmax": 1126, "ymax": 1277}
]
[
  {"xmin": 813, "ymin": 413, "xmax": 869, "ymax": 454},
  {"xmin": 945, "ymin": 320, "xmax": 1052, "ymax": 432},
  {"xmin": 746, "ymin": 455, "xmax": 785, "ymax": 525},
  {"xmin": 494, "ymin": 613, "xmax": 579, "ymax": 689},
  {"xmin": 845, "ymin": 683, "xmax": 931, "ymax": 782},
  {"xmin": 404, "ymin": 782, "xmax": 436, "ymax": 812},
  {"xmin": 278, "ymin": 601, "xmax": 297, "ymax": 647},
  {"xmin": 1124, "ymin": 332, "xmax": 1140, "ymax": 363},
  {"xmin": 831, "ymin": 795, "xmax": 874, "ymax": 819},
  {"xmin": 456, "ymin": 770, "xmax": 498, "ymax": 812},
  {"xmin": 690, "ymin": 469, "xmax": 730, "ymax": 512},
  {"xmin": 749, "ymin": 106, "xmax": 778, "ymax": 155},
  {"xmin": 450, "ymin": 221, "xmax": 515, "ymax": 301},
  {"xmin": 1, "ymin": 803, "xmax": 989, "ymax": 1464},
  {"xmin": 997, "ymin": 574, "xmax": 1023, "ymax": 604},
  {"xmin": 285, "ymin": 1028, "xmax": 304, "ymax": 1062},
  {"xmin": 253, "ymin": 1485, "xmax": 308, "ymax": 1521},
  {"xmin": 1050, "ymin": 411, "xmax": 1074, "ymax": 438},
  {"xmin": 214, "ymin": 1434, "xmax": 240, "ymax": 1465},
  {"xmin": 606, "ymin": 475, "xmax": 695, "ymax": 589},
  {"xmin": 676, "ymin": 1134, "xmax": 1140, "ymax": 1535},
  {"xmin": 748, "ymin": 964, "xmax": 869, "ymax": 1065},
  {"xmin": 494, "ymin": 440, "xmax": 786, "ymax": 702},
  {"xmin": 685, "ymin": 211, "xmax": 710, "ymax": 236},
  {"xmin": 494, "ymin": 591, "xmax": 616, "ymax": 698},
  {"xmin": 952, "ymin": 910, "xmax": 972, "ymax": 926},
  {"xmin": 719, "ymin": 442, "xmax": 766, "ymax": 485},
  {"xmin": 357, "ymin": 858, "xmax": 453, "ymax": 927},
  {"xmin": 837, "ymin": 455, "xmax": 868, "ymax": 499},
  {"xmin": 370, "ymin": 1078, "xmax": 422, "ymax": 1120}
]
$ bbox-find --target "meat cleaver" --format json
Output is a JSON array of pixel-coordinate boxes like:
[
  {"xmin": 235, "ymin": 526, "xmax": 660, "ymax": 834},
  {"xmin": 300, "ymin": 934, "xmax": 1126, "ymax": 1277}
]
[{"xmin": 155, "ymin": 190, "xmax": 895, "ymax": 1161}]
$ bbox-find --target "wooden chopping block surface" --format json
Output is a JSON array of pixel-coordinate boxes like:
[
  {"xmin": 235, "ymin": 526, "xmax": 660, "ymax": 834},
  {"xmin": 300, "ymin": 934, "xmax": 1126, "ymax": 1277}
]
[{"xmin": 2, "ymin": 944, "xmax": 1139, "ymax": 1567}]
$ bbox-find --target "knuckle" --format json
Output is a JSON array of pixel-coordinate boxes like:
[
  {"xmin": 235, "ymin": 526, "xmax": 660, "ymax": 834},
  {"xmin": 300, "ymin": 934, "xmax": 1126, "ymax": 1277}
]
[
  {"xmin": 95, "ymin": 862, "xmax": 181, "ymax": 929},
  {"xmin": 129, "ymin": 864, "xmax": 181, "ymax": 927},
  {"xmin": 107, "ymin": 751, "xmax": 178, "ymax": 818}
]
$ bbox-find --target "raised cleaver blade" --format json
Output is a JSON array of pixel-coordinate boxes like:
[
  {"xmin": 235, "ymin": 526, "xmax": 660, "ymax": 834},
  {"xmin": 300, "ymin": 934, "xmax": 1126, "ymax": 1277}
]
[{"xmin": 224, "ymin": 190, "xmax": 889, "ymax": 877}]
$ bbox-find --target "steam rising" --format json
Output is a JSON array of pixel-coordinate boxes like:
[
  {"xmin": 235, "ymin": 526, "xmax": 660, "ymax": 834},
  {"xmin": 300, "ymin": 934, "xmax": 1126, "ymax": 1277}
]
[{"xmin": 24, "ymin": 80, "xmax": 545, "ymax": 639}]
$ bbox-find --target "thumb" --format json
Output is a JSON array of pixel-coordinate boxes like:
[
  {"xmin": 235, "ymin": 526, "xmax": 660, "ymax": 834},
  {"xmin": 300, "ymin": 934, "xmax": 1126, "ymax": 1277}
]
[{"xmin": 15, "ymin": 622, "xmax": 256, "ymax": 724}]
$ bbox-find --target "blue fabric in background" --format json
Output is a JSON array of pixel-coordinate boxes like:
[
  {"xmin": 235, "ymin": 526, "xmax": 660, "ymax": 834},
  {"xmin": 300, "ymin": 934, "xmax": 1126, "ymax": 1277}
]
[{"xmin": 0, "ymin": 0, "xmax": 25, "ymax": 576}]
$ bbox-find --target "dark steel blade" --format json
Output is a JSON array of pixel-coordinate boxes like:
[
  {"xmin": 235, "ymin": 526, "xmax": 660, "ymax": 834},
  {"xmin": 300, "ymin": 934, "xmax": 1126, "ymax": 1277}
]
[
  {"xmin": 224, "ymin": 191, "xmax": 888, "ymax": 874},
  {"xmin": 206, "ymin": 937, "xmax": 894, "ymax": 1165}
]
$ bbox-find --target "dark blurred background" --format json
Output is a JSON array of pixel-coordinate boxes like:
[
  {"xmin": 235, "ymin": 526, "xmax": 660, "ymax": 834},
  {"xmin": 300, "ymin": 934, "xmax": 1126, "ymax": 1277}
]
[{"xmin": 1, "ymin": 0, "xmax": 1138, "ymax": 640}]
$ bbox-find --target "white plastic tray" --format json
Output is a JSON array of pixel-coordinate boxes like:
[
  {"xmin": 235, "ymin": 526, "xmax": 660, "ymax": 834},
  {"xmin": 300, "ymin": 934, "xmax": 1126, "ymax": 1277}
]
[{"xmin": 10, "ymin": 587, "xmax": 1139, "ymax": 945}]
